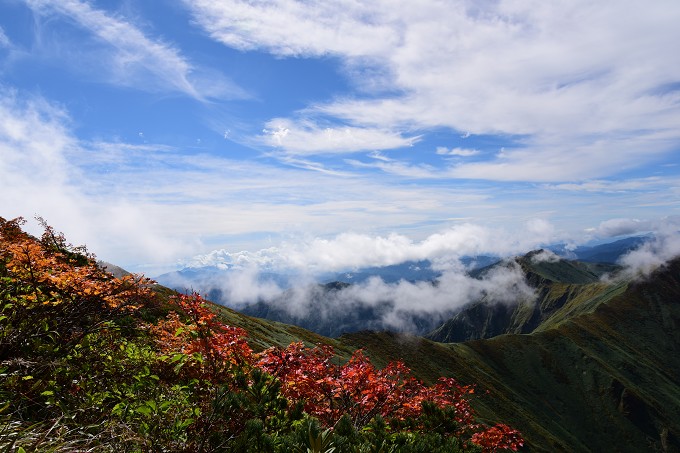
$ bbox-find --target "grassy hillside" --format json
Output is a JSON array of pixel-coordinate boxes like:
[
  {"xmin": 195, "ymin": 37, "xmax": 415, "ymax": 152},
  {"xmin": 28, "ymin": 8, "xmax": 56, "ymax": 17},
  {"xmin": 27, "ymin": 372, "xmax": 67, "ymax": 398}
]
[
  {"xmin": 179, "ymin": 252, "xmax": 680, "ymax": 451},
  {"xmin": 210, "ymin": 302, "xmax": 356, "ymax": 358},
  {"xmin": 341, "ymin": 259, "xmax": 680, "ymax": 452},
  {"xmin": 1, "ymin": 216, "xmax": 523, "ymax": 452},
  {"xmin": 5, "ymin": 216, "xmax": 677, "ymax": 451},
  {"xmin": 427, "ymin": 254, "xmax": 623, "ymax": 343}
]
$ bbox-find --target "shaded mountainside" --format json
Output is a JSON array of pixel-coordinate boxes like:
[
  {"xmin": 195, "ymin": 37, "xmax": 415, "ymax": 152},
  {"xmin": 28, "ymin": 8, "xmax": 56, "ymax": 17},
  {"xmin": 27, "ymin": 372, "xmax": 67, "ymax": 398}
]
[
  {"xmin": 340, "ymin": 258, "xmax": 680, "ymax": 452},
  {"xmin": 427, "ymin": 252, "xmax": 622, "ymax": 342}
]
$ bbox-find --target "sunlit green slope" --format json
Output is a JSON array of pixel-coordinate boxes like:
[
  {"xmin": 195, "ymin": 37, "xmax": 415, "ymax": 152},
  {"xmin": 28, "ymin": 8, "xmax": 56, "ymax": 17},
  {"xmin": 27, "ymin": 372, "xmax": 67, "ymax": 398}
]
[
  {"xmin": 339, "ymin": 259, "xmax": 680, "ymax": 452},
  {"xmin": 426, "ymin": 252, "xmax": 623, "ymax": 342}
]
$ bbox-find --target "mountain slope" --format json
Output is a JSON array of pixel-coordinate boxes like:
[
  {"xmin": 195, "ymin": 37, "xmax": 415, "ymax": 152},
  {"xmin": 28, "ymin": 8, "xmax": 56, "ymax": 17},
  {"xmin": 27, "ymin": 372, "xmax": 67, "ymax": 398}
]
[
  {"xmin": 426, "ymin": 252, "xmax": 622, "ymax": 342},
  {"xmin": 340, "ymin": 258, "xmax": 680, "ymax": 452}
]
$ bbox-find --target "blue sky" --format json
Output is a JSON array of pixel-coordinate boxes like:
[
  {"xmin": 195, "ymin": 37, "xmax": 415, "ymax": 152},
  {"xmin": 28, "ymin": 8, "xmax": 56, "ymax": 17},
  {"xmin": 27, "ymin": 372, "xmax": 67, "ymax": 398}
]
[{"xmin": 1, "ymin": 0, "xmax": 679, "ymax": 276}]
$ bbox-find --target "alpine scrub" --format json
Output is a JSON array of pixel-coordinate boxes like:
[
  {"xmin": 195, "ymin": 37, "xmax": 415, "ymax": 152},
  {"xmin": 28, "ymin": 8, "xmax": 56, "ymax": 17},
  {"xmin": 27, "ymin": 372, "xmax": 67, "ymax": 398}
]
[{"xmin": 0, "ymin": 216, "xmax": 522, "ymax": 452}]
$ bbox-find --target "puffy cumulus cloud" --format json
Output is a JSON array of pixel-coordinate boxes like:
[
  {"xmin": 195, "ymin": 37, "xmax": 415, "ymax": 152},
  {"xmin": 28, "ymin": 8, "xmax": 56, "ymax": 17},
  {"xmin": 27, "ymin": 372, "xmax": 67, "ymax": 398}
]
[
  {"xmin": 590, "ymin": 218, "xmax": 656, "ymax": 238},
  {"xmin": 529, "ymin": 249, "xmax": 561, "ymax": 264},
  {"xmin": 187, "ymin": 219, "xmax": 558, "ymax": 274},
  {"xmin": 261, "ymin": 118, "xmax": 418, "ymax": 155},
  {"xmin": 187, "ymin": 0, "xmax": 680, "ymax": 181},
  {"xmin": 588, "ymin": 216, "xmax": 680, "ymax": 239},
  {"xmin": 173, "ymin": 255, "xmax": 535, "ymax": 333},
  {"xmin": 436, "ymin": 147, "xmax": 480, "ymax": 157},
  {"xmin": 183, "ymin": 247, "xmax": 282, "ymax": 271},
  {"xmin": 0, "ymin": 89, "xmax": 197, "ymax": 272},
  {"xmin": 25, "ymin": 0, "xmax": 245, "ymax": 100},
  {"xmin": 616, "ymin": 228, "xmax": 680, "ymax": 279}
]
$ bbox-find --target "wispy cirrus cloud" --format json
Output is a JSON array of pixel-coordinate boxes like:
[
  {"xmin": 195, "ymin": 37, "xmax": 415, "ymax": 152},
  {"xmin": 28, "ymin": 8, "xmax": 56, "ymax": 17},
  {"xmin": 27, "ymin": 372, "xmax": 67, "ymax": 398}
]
[
  {"xmin": 543, "ymin": 178, "xmax": 667, "ymax": 193},
  {"xmin": 186, "ymin": 0, "xmax": 680, "ymax": 180},
  {"xmin": 0, "ymin": 87, "xmax": 503, "ymax": 273},
  {"xmin": 0, "ymin": 26, "xmax": 10, "ymax": 48},
  {"xmin": 345, "ymin": 152, "xmax": 437, "ymax": 179},
  {"xmin": 24, "ymin": 0, "xmax": 246, "ymax": 100},
  {"xmin": 184, "ymin": 0, "xmax": 399, "ymax": 58}
]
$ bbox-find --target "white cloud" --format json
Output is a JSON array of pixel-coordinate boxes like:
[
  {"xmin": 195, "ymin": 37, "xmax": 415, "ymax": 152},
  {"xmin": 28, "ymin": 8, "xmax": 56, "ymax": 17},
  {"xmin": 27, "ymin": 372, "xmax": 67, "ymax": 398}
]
[
  {"xmin": 260, "ymin": 118, "xmax": 418, "ymax": 155},
  {"xmin": 0, "ymin": 27, "xmax": 10, "ymax": 48},
  {"xmin": 25, "ymin": 0, "xmax": 245, "ymax": 100},
  {"xmin": 169, "ymin": 246, "xmax": 536, "ymax": 332},
  {"xmin": 0, "ymin": 89, "xmax": 76, "ymax": 196},
  {"xmin": 586, "ymin": 216, "xmax": 680, "ymax": 239},
  {"xmin": 529, "ymin": 249, "xmax": 561, "ymax": 264},
  {"xmin": 184, "ymin": 0, "xmax": 399, "ymax": 58},
  {"xmin": 436, "ymin": 147, "xmax": 479, "ymax": 157},
  {"xmin": 589, "ymin": 218, "xmax": 655, "ymax": 238},
  {"xmin": 324, "ymin": 260, "xmax": 535, "ymax": 331},
  {"xmin": 184, "ymin": 247, "xmax": 281, "ymax": 270},
  {"xmin": 616, "ymin": 228, "xmax": 680, "ymax": 279},
  {"xmin": 0, "ymin": 89, "xmax": 197, "ymax": 271},
  {"xmin": 187, "ymin": 0, "xmax": 680, "ymax": 181},
  {"xmin": 543, "ymin": 178, "xmax": 667, "ymax": 193},
  {"xmin": 3, "ymin": 88, "xmax": 670, "ymax": 277},
  {"xmin": 345, "ymin": 153, "xmax": 436, "ymax": 178},
  {"xmin": 214, "ymin": 266, "xmax": 284, "ymax": 305},
  {"xmin": 188, "ymin": 219, "xmax": 557, "ymax": 274},
  {"xmin": 0, "ymin": 87, "xmax": 519, "ymax": 274}
]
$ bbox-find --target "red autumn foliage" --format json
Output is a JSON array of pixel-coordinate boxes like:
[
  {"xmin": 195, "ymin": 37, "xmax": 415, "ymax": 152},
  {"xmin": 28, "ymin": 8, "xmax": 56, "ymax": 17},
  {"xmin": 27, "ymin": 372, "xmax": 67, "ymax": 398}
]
[
  {"xmin": 3, "ymin": 217, "xmax": 524, "ymax": 450},
  {"xmin": 257, "ymin": 341, "xmax": 479, "ymax": 430},
  {"xmin": 0, "ymin": 217, "xmax": 153, "ymax": 312},
  {"xmin": 151, "ymin": 293, "xmax": 524, "ymax": 450},
  {"xmin": 150, "ymin": 293, "xmax": 253, "ymax": 380},
  {"xmin": 471, "ymin": 423, "xmax": 525, "ymax": 452}
]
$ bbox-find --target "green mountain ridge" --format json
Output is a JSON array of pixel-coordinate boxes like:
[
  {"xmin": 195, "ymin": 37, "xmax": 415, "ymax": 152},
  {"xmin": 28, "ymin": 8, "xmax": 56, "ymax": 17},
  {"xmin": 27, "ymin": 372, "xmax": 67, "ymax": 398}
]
[
  {"xmin": 192, "ymin": 253, "xmax": 680, "ymax": 451},
  {"xmin": 426, "ymin": 252, "xmax": 623, "ymax": 342},
  {"xmin": 339, "ymin": 258, "xmax": 680, "ymax": 452}
]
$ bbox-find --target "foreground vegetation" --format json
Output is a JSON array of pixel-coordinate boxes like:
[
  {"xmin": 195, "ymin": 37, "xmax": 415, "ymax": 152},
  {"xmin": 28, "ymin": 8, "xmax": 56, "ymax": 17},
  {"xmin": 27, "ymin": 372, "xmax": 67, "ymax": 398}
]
[{"xmin": 0, "ymin": 216, "xmax": 522, "ymax": 452}]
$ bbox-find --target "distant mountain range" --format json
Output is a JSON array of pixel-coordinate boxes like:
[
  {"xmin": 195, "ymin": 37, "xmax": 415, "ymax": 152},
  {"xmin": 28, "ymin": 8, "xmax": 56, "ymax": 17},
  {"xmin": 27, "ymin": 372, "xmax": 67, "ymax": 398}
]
[
  {"xmin": 154, "ymin": 235, "xmax": 651, "ymax": 338},
  {"xmin": 549, "ymin": 235, "xmax": 649, "ymax": 263}
]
